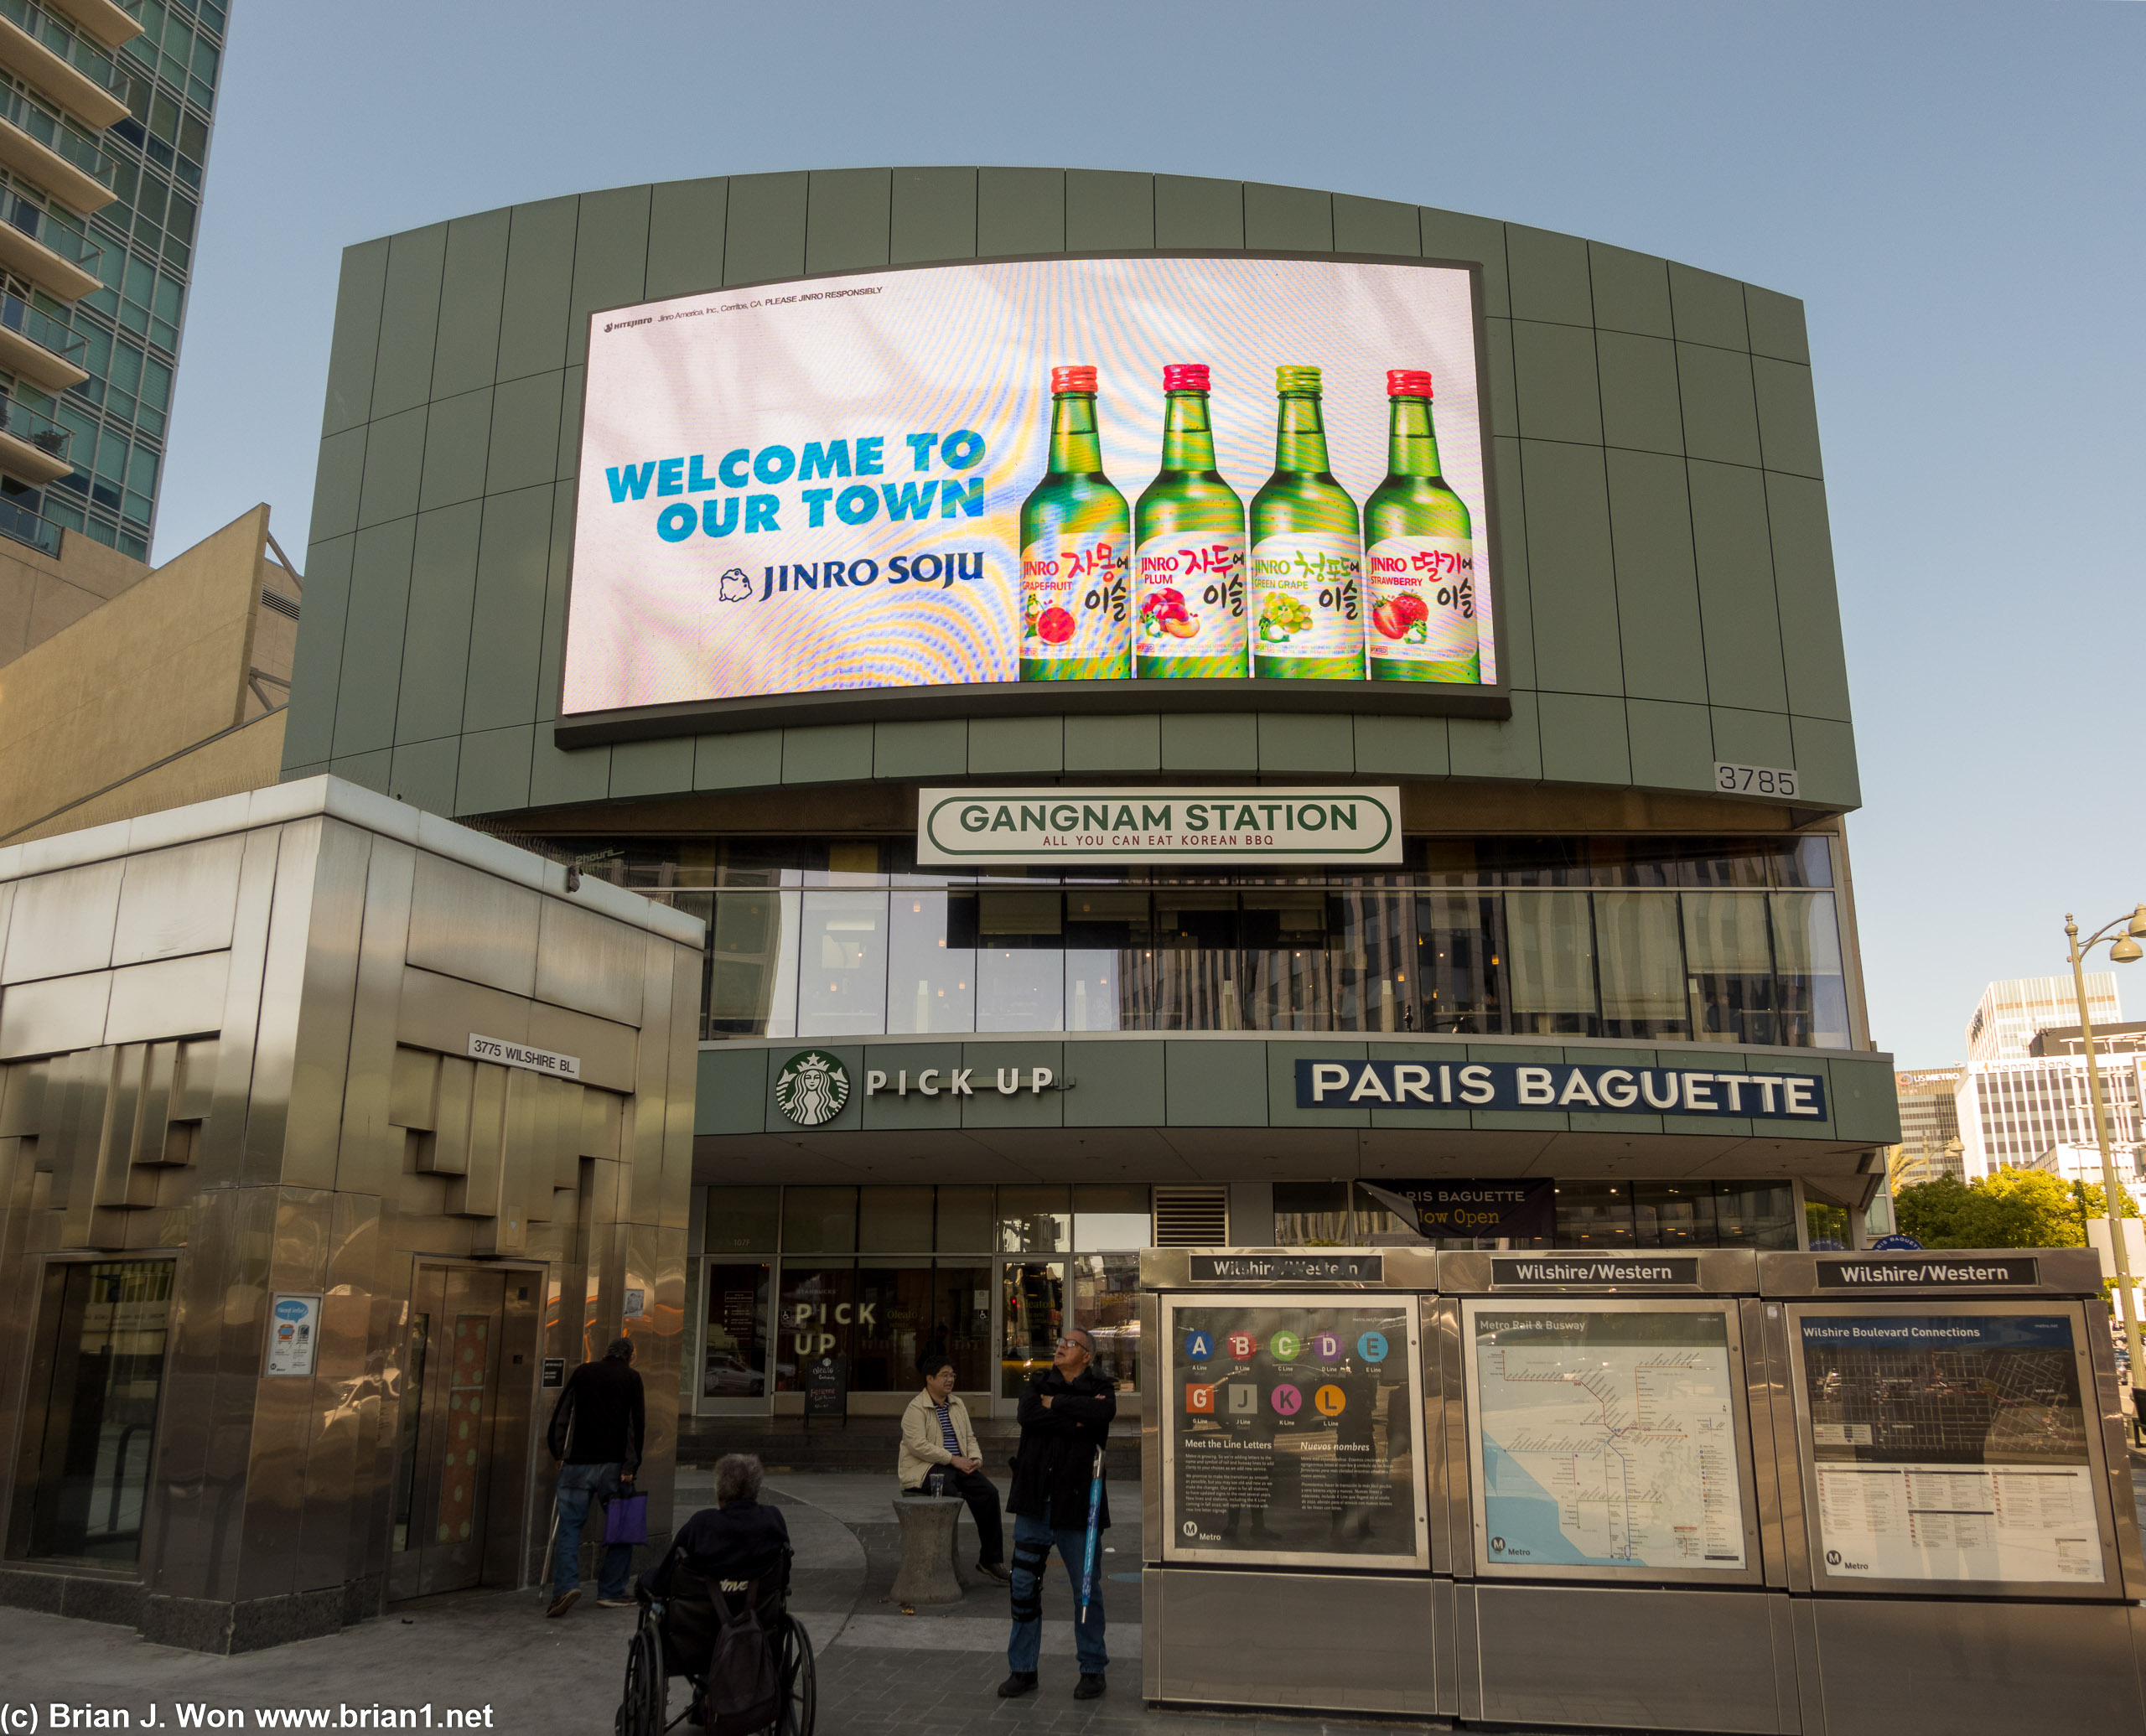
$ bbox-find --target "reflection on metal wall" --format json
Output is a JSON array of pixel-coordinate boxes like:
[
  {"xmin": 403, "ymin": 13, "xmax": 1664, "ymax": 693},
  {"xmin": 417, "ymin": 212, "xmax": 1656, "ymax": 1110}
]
[{"xmin": 0, "ymin": 777, "xmax": 703, "ymax": 1651}]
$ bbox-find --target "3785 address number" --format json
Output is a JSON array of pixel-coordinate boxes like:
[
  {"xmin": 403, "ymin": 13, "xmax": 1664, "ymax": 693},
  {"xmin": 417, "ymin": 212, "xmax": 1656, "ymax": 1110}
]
[{"xmin": 1713, "ymin": 761, "xmax": 1797, "ymax": 798}]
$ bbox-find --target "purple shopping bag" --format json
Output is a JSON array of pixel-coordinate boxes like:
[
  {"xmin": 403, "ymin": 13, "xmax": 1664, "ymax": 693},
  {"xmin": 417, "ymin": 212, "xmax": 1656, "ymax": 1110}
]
[{"xmin": 602, "ymin": 1491, "xmax": 648, "ymax": 1546}]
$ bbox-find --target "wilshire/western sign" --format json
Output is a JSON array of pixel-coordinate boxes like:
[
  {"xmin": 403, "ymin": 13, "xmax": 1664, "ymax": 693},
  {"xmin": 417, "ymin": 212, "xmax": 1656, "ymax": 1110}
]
[
  {"xmin": 1297, "ymin": 1058, "xmax": 1829, "ymax": 1119},
  {"xmin": 916, "ymin": 786, "xmax": 1401, "ymax": 863}
]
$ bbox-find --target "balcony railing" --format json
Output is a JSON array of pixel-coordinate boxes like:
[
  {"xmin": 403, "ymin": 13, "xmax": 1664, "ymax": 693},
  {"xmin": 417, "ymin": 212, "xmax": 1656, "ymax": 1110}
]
[
  {"xmin": 0, "ymin": 488, "xmax": 60, "ymax": 552},
  {"xmin": 0, "ymin": 392, "xmax": 71, "ymax": 459},
  {"xmin": 1, "ymin": 189, "xmax": 99, "ymax": 275},
  {"xmin": 0, "ymin": 0, "xmax": 128, "ymax": 102},
  {"xmin": 0, "ymin": 81, "xmax": 108, "ymax": 183},
  {"xmin": 0, "ymin": 288, "xmax": 80, "ymax": 365}
]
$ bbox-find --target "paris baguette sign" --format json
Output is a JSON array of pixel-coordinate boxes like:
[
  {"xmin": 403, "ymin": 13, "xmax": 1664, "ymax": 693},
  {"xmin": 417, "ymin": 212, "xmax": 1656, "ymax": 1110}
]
[
  {"xmin": 1296, "ymin": 1058, "xmax": 1829, "ymax": 1120},
  {"xmin": 916, "ymin": 785, "xmax": 1401, "ymax": 864}
]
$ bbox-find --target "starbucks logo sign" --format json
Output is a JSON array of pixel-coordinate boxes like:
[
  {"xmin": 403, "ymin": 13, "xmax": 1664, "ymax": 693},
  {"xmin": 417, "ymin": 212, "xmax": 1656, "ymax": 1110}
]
[{"xmin": 775, "ymin": 1050, "xmax": 850, "ymax": 1127}]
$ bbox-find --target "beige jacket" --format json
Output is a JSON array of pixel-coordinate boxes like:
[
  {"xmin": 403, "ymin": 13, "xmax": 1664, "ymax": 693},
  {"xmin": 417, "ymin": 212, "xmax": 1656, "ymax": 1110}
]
[{"xmin": 899, "ymin": 1389, "xmax": 982, "ymax": 1489}]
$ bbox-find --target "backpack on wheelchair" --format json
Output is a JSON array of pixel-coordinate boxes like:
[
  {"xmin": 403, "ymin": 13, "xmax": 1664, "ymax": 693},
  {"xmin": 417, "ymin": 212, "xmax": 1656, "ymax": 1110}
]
[{"xmin": 615, "ymin": 1547, "xmax": 815, "ymax": 1736}]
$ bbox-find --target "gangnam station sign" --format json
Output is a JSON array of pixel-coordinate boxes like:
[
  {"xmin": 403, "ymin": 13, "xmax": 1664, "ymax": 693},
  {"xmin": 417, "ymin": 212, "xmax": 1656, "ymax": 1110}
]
[{"xmin": 561, "ymin": 256, "xmax": 1498, "ymax": 719}]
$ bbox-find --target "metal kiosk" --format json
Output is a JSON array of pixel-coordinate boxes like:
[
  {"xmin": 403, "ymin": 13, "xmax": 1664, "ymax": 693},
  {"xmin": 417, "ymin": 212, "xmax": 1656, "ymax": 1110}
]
[
  {"xmin": 1435, "ymin": 1248, "xmax": 1791, "ymax": 1733},
  {"xmin": 1755, "ymin": 1247, "xmax": 2146, "ymax": 1736},
  {"xmin": 1138, "ymin": 1247, "xmax": 1440, "ymax": 1714}
]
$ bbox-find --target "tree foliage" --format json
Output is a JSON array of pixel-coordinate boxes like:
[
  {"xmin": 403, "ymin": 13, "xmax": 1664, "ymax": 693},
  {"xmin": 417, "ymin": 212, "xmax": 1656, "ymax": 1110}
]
[{"xmin": 1894, "ymin": 1169, "xmax": 2137, "ymax": 1250}]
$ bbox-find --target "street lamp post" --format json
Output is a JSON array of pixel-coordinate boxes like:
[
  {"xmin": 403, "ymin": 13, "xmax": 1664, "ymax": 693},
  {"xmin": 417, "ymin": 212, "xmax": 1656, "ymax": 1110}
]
[{"xmin": 2065, "ymin": 906, "xmax": 2146, "ymax": 1386}]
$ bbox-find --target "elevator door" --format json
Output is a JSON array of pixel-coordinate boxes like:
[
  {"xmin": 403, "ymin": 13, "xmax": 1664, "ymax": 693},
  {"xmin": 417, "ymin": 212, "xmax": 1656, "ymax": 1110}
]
[{"xmin": 391, "ymin": 1267, "xmax": 508, "ymax": 1599}]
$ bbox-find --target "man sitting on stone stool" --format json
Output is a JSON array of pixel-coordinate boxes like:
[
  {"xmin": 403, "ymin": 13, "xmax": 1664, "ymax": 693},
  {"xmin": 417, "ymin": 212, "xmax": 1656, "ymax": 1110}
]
[{"xmin": 899, "ymin": 1355, "xmax": 1011, "ymax": 1583}]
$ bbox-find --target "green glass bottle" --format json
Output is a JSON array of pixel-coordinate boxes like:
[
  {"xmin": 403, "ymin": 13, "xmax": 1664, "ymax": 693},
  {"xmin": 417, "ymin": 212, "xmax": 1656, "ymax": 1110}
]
[
  {"xmin": 1365, "ymin": 369, "xmax": 1478, "ymax": 682},
  {"xmin": 1019, "ymin": 365, "xmax": 1130, "ymax": 681},
  {"xmin": 1248, "ymin": 365, "xmax": 1363, "ymax": 680},
  {"xmin": 1133, "ymin": 363, "xmax": 1246, "ymax": 679}
]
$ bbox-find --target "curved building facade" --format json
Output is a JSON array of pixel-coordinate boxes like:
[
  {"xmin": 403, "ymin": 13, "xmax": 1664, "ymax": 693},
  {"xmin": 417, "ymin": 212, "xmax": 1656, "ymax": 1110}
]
[{"xmin": 282, "ymin": 167, "xmax": 1899, "ymax": 1429}]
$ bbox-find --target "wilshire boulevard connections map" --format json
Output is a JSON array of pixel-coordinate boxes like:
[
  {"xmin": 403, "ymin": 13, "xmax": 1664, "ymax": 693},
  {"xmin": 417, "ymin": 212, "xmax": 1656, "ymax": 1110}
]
[
  {"xmin": 1800, "ymin": 1313, "xmax": 2103, "ymax": 1585},
  {"xmin": 1471, "ymin": 1308, "xmax": 1746, "ymax": 1571}
]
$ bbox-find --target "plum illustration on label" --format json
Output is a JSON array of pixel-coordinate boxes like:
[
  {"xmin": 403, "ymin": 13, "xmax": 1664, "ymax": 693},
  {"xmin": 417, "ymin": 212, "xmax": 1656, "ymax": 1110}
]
[
  {"xmin": 1248, "ymin": 365, "xmax": 1363, "ymax": 679},
  {"xmin": 1134, "ymin": 364, "xmax": 1247, "ymax": 678},
  {"xmin": 1020, "ymin": 365, "xmax": 1130, "ymax": 680},
  {"xmin": 1365, "ymin": 369, "xmax": 1478, "ymax": 681}
]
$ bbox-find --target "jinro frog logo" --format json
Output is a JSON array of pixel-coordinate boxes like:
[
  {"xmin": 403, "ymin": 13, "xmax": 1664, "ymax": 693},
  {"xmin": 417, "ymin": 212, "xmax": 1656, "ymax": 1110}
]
[{"xmin": 775, "ymin": 1050, "xmax": 851, "ymax": 1126}]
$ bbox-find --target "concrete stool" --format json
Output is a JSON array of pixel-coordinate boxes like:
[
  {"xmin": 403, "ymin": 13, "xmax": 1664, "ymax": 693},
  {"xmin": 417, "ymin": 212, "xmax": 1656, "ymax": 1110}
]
[{"xmin": 890, "ymin": 1496, "xmax": 969, "ymax": 1605}]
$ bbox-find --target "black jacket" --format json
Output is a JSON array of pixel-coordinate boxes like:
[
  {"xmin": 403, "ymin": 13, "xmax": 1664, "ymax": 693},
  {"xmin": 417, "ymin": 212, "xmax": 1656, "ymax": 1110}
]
[
  {"xmin": 1008, "ymin": 1365, "xmax": 1116, "ymax": 1529},
  {"xmin": 547, "ymin": 1357, "xmax": 645, "ymax": 1471},
  {"xmin": 643, "ymin": 1499, "xmax": 790, "ymax": 1597}
]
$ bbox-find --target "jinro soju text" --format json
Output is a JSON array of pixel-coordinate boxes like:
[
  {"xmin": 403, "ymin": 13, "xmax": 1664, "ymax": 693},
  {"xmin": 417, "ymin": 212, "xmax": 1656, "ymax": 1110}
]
[
  {"xmin": 1019, "ymin": 364, "xmax": 1130, "ymax": 680},
  {"xmin": 1248, "ymin": 365, "xmax": 1363, "ymax": 679},
  {"xmin": 1134, "ymin": 362, "xmax": 1247, "ymax": 678},
  {"xmin": 1364, "ymin": 368, "xmax": 1477, "ymax": 681}
]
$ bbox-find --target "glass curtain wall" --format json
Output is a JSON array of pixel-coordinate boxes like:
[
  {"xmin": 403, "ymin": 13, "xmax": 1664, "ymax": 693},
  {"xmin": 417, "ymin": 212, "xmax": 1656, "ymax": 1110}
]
[
  {"xmin": 1271, "ymin": 1179, "xmax": 1799, "ymax": 1251},
  {"xmin": 583, "ymin": 835, "xmax": 1850, "ymax": 1047}
]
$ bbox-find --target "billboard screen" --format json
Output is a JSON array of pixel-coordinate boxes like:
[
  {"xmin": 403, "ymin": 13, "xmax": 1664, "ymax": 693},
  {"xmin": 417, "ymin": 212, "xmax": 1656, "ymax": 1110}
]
[{"xmin": 562, "ymin": 255, "xmax": 1495, "ymax": 721}]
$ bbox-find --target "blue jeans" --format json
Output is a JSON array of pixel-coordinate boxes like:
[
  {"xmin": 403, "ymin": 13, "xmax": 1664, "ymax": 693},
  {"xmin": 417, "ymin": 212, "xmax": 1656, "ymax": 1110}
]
[
  {"xmin": 553, "ymin": 1461, "xmax": 632, "ymax": 1599},
  {"xmin": 1007, "ymin": 1508, "xmax": 1107, "ymax": 1675}
]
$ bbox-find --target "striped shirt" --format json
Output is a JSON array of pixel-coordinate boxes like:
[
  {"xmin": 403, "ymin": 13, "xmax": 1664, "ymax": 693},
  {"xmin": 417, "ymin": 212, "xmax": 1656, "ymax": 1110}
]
[{"xmin": 934, "ymin": 1400, "xmax": 961, "ymax": 1457}]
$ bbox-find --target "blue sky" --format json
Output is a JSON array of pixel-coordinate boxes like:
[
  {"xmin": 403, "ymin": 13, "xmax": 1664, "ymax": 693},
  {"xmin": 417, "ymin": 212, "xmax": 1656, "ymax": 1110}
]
[{"xmin": 155, "ymin": 2, "xmax": 2146, "ymax": 1068}]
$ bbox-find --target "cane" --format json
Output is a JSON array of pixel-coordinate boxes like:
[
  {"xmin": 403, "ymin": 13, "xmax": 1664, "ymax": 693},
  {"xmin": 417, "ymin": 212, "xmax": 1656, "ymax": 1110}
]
[
  {"xmin": 537, "ymin": 1499, "xmax": 559, "ymax": 1601},
  {"xmin": 1077, "ymin": 1446, "xmax": 1105, "ymax": 1625}
]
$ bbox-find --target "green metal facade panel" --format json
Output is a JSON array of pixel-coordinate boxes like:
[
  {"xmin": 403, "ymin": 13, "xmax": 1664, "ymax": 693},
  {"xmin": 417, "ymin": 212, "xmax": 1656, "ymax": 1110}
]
[
  {"xmin": 371, "ymin": 225, "xmax": 448, "ymax": 421},
  {"xmin": 288, "ymin": 169, "xmax": 1860, "ymax": 818},
  {"xmin": 322, "ymin": 240, "xmax": 389, "ymax": 437},
  {"xmin": 432, "ymin": 209, "xmax": 511, "ymax": 399}
]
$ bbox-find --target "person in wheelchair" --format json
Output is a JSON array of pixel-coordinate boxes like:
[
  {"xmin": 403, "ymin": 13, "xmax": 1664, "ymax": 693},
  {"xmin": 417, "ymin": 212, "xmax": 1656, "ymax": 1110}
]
[
  {"xmin": 641, "ymin": 1453, "xmax": 790, "ymax": 1601},
  {"xmin": 622, "ymin": 1454, "xmax": 813, "ymax": 1736}
]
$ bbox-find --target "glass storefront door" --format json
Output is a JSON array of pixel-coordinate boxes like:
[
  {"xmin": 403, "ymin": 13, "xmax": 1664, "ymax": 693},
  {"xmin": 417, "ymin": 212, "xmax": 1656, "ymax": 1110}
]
[
  {"xmin": 702, "ymin": 1261, "xmax": 771, "ymax": 1412},
  {"xmin": 1000, "ymin": 1261, "xmax": 1066, "ymax": 1402}
]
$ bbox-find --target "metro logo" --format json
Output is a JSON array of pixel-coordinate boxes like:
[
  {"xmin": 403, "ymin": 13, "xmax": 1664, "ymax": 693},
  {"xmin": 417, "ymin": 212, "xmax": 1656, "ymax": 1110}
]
[{"xmin": 1184, "ymin": 1382, "xmax": 1216, "ymax": 1415}]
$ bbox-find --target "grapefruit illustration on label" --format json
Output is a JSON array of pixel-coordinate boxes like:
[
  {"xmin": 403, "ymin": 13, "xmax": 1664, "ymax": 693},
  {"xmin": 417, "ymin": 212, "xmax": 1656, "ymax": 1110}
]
[{"xmin": 1020, "ymin": 365, "xmax": 1130, "ymax": 680}]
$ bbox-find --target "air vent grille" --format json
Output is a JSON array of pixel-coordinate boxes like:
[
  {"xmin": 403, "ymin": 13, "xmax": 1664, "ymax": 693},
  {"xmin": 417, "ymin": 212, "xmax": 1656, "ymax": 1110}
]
[
  {"xmin": 1152, "ymin": 1185, "xmax": 1229, "ymax": 1247},
  {"xmin": 259, "ymin": 588, "xmax": 300, "ymax": 620}
]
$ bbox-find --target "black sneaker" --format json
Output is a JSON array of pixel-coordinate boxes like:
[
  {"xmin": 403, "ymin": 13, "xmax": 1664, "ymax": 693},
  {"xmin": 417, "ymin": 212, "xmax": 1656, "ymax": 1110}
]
[
  {"xmin": 997, "ymin": 1672, "xmax": 1038, "ymax": 1699},
  {"xmin": 1074, "ymin": 1673, "xmax": 1106, "ymax": 1700}
]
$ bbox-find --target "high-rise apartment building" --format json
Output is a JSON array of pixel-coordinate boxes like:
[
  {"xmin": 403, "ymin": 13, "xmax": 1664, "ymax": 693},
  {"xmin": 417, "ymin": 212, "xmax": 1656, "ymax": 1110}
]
[
  {"xmin": 0, "ymin": 0, "xmax": 223, "ymax": 564},
  {"xmin": 1966, "ymin": 972, "xmax": 2119, "ymax": 1063}
]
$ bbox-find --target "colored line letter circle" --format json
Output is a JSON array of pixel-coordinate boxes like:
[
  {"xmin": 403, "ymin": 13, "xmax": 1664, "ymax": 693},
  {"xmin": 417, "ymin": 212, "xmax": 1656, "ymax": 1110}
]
[
  {"xmin": 1270, "ymin": 1383, "xmax": 1303, "ymax": 1417},
  {"xmin": 1184, "ymin": 1329, "xmax": 1213, "ymax": 1360},
  {"xmin": 1271, "ymin": 1330, "xmax": 1303, "ymax": 1362},
  {"xmin": 1357, "ymin": 1330, "xmax": 1389, "ymax": 1363}
]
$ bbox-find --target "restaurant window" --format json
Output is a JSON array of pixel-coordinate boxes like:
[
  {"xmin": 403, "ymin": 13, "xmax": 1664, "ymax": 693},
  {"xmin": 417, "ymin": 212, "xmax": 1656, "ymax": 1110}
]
[{"xmin": 1506, "ymin": 892, "xmax": 1598, "ymax": 1037}]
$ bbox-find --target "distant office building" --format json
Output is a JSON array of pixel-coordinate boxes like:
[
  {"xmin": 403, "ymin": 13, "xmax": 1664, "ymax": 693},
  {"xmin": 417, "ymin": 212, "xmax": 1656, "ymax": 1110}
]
[
  {"xmin": 2025, "ymin": 1142, "xmax": 2146, "ymax": 1209},
  {"xmin": 2030, "ymin": 1022, "xmax": 2146, "ymax": 1060},
  {"xmin": 1888, "ymin": 1067, "xmax": 1964, "ymax": 1188},
  {"xmin": 1957, "ymin": 1052, "xmax": 2145, "ymax": 1179},
  {"xmin": 1967, "ymin": 974, "xmax": 2120, "ymax": 1064}
]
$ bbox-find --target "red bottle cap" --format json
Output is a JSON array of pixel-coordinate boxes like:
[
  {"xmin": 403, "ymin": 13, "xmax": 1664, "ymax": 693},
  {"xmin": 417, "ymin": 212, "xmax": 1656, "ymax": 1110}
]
[
  {"xmin": 1387, "ymin": 369, "xmax": 1434, "ymax": 399},
  {"xmin": 1163, "ymin": 364, "xmax": 1210, "ymax": 392},
  {"xmin": 1051, "ymin": 365, "xmax": 1098, "ymax": 393}
]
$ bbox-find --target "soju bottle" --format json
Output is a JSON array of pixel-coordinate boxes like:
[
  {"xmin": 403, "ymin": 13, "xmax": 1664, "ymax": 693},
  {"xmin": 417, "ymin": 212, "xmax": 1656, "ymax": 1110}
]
[
  {"xmin": 1365, "ymin": 369, "xmax": 1477, "ymax": 682},
  {"xmin": 1019, "ymin": 365, "xmax": 1129, "ymax": 681},
  {"xmin": 1248, "ymin": 365, "xmax": 1362, "ymax": 679},
  {"xmin": 1133, "ymin": 363, "xmax": 1246, "ymax": 679}
]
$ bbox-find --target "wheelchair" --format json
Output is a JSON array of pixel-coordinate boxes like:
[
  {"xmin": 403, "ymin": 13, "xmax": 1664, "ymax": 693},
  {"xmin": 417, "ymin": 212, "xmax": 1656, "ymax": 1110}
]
[{"xmin": 616, "ymin": 1548, "xmax": 815, "ymax": 1736}]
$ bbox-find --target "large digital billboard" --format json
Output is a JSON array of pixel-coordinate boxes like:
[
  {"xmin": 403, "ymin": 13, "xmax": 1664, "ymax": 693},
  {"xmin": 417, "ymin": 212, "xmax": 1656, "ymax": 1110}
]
[{"xmin": 562, "ymin": 255, "xmax": 1495, "ymax": 727}]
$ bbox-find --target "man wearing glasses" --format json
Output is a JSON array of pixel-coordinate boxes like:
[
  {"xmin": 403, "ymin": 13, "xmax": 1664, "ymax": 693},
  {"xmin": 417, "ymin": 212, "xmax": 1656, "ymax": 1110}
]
[{"xmin": 999, "ymin": 1325, "xmax": 1117, "ymax": 1701}]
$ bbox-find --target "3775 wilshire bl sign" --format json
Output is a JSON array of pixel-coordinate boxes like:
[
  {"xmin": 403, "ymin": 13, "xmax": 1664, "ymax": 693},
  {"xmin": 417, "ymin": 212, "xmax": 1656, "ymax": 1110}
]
[{"xmin": 1295, "ymin": 1059, "xmax": 1828, "ymax": 1119}]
